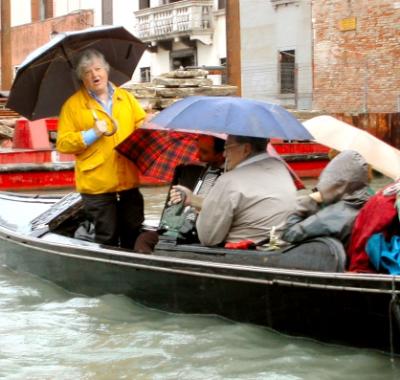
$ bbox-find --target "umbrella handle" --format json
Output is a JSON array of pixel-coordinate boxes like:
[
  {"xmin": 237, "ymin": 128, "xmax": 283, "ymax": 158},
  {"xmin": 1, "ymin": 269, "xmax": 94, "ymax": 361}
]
[
  {"xmin": 91, "ymin": 109, "xmax": 118, "ymax": 137},
  {"xmin": 103, "ymin": 117, "xmax": 118, "ymax": 136}
]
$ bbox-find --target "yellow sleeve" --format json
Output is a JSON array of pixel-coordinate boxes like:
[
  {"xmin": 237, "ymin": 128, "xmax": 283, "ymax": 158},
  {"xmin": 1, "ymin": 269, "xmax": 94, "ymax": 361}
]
[
  {"xmin": 128, "ymin": 92, "xmax": 146, "ymax": 129},
  {"xmin": 56, "ymin": 100, "xmax": 87, "ymax": 155}
]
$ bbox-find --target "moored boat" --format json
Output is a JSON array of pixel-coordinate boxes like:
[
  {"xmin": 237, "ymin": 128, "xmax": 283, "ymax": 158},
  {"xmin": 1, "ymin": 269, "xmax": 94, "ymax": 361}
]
[
  {"xmin": 0, "ymin": 118, "xmax": 330, "ymax": 190},
  {"xmin": 0, "ymin": 118, "xmax": 167, "ymax": 190},
  {"xmin": 0, "ymin": 191, "xmax": 399, "ymax": 355}
]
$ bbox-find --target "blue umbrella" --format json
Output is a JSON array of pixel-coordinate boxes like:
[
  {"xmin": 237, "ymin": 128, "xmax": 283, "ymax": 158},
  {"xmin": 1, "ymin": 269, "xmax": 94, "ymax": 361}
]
[{"xmin": 148, "ymin": 96, "xmax": 313, "ymax": 140}]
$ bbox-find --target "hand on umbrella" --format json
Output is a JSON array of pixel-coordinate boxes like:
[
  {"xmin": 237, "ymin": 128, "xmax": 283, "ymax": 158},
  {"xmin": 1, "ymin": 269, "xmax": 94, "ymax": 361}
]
[
  {"xmin": 170, "ymin": 185, "xmax": 204, "ymax": 211},
  {"xmin": 94, "ymin": 120, "xmax": 108, "ymax": 136},
  {"xmin": 169, "ymin": 185, "xmax": 192, "ymax": 206}
]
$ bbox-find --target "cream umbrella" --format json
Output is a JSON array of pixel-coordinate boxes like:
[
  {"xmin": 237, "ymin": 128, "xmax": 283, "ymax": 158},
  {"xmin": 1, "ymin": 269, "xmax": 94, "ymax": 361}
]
[{"xmin": 303, "ymin": 115, "xmax": 400, "ymax": 180}]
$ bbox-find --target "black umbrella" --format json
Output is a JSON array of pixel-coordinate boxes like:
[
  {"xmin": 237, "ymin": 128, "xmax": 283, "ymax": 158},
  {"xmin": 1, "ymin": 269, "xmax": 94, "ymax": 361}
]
[{"xmin": 7, "ymin": 25, "xmax": 147, "ymax": 120}]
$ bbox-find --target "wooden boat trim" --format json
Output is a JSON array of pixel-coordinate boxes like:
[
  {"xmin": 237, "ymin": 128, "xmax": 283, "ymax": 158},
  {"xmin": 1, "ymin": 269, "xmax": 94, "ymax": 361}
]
[{"xmin": 0, "ymin": 162, "xmax": 74, "ymax": 173}]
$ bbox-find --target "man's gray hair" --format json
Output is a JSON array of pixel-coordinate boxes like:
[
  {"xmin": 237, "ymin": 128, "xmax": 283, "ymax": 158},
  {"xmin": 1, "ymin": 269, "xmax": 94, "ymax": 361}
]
[
  {"xmin": 232, "ymin": 135, "xmax": 269, "ymax": 153},
  {"xmin": 75, "ymin": 49, "xmax": 110, "ymax": 80}
]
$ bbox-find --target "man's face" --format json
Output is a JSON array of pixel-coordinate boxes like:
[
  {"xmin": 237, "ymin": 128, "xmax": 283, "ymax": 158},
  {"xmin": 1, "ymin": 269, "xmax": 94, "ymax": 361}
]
[
  {"xmin": 223, "ymin": 136, "xmax": 248, "ymax": 171},
  {"xmin": 82, "ymin": 57, "xmax": 109, "ymax": 96},
  {"xmin": 197, "ymin": 136, "xmax": 224, "ymax": 168}
]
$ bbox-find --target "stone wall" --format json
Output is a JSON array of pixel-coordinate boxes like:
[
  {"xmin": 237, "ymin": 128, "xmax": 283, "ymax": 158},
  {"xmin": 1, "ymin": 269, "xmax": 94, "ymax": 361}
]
[{"xmin": 312, "ymin": 0, "xmax": 400, "ymax": 113}]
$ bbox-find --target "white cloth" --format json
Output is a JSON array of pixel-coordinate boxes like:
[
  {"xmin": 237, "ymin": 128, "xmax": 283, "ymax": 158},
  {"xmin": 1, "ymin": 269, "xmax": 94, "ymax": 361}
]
[{"xmin": 196, "ymin": 155, "xmax": 297, "ymax": 246}]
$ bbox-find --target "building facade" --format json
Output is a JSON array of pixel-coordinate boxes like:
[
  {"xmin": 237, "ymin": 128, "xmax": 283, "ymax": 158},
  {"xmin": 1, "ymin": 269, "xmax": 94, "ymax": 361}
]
[
  {"xmin": 133, "ymin": 0, "xmax": 227, "ymax": 84},
  {"xmin": 312, "ymin": 0, "xmax": 400, "ymax": 113},
  {"xmin": 227, "ymin": 0, "xmax": 313, "ymax": 109}
]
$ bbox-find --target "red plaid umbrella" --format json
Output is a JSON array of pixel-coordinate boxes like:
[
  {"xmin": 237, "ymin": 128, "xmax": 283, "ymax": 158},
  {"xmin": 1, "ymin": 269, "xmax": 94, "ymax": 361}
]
[{"xmin": 117, "ymin": 127, "xmax": 200, "ymax": 182}]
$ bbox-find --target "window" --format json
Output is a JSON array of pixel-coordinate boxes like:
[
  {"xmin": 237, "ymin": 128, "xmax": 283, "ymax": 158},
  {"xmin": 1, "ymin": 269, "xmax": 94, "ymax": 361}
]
[
  {"xmin": 279, "ymin": 50, "xmax": 295, "ymax": 94},
  {"xmin": 218, "ymin": 0, "xmax": 226, "ymax": 9},
  {"xmin": 220, "ymin": 58, "xmax": 227, "ymax": 84},
  {"xmin": 140, "ymin": 67, "xmax": 151, "ymax": 83},
  {"xmin": 170, "ymin": 49, "xmax": 196, "ymax": 70},
  {"xmin": 139, "ymin": 0, "xmax": 150, "ymax": 9}
]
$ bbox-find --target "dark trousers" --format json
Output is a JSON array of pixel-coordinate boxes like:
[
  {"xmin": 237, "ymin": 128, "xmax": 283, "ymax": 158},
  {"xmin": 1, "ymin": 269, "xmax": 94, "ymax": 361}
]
[{"xmin": 81, "ymin": 188, "xmax": 144, "ymax": 249}]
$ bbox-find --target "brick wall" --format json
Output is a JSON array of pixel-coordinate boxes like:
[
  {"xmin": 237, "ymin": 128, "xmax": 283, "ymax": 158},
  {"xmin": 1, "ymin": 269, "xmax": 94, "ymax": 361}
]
[
  {"xmin": 8, "ymin": 10, "xmax": 93, "ymax": 68},
  {"xmin": 312, "ymin": 0, "xmax": 400, "ymax": 113}
]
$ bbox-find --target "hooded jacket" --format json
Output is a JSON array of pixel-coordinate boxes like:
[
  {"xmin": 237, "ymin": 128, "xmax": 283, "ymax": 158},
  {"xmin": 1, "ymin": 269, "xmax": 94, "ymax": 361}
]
[{"xmin": 282, "ymin": 150, "xmax": 371, "ymax": 247}]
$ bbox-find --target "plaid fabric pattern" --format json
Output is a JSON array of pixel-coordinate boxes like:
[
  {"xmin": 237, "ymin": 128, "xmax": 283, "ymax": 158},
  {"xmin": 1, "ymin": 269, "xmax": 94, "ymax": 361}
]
[{"xmin": 117, "ymin": 128, "xmax": 199, "ymax": 181}]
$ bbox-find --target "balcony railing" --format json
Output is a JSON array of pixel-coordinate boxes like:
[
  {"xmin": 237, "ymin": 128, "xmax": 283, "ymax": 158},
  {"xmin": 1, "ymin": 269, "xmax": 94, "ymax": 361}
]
[{"xmin": 134, "ymin": 0, "xmax": 214, "ymax": 43}]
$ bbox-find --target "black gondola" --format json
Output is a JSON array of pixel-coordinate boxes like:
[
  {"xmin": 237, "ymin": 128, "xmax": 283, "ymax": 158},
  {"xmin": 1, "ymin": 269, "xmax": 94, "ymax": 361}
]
[{"xmin": 0, "ymin": 191, "xmax": 399, "ymax": 355}]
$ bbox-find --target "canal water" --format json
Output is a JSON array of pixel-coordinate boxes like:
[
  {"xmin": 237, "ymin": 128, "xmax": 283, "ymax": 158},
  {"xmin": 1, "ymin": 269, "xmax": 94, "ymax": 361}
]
[{"xmin": 1, "ymin": 177, "xmax": 400, "ymax": 379}]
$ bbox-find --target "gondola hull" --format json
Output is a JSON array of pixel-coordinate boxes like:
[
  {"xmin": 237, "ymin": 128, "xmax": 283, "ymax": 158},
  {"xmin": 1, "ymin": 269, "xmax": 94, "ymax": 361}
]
[{"xmin": 0, "ymin": 192, "xmax": 399, "ymax": 354}]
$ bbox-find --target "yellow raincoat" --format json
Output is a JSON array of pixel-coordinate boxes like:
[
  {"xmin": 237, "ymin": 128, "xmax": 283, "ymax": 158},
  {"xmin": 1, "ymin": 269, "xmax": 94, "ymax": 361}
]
[{"xmin": 56, "ymin": 86, "xmax": 146, "ymax": 194}]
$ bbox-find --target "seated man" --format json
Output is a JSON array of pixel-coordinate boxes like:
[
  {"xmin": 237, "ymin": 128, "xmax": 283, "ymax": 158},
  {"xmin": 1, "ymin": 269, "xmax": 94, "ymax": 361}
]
[
  {"xmin": 170, "ymin": 135, "xmax": 297, "ymax": 247},
  {"xmin": 171, "ymin": 134, "xmax": 225, "ymax": 191}
]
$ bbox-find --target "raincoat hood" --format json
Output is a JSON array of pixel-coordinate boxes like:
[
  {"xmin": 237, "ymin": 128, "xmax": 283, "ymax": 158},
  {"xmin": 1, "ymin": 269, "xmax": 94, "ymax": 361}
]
[{"xmin": 317, "ymin": 150, "xmax": 369, "ymax": 204}]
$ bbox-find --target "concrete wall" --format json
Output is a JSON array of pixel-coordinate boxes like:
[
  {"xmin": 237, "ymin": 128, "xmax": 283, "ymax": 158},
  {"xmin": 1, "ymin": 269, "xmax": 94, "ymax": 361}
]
[
  {"xmin": 239, "ymin": 0, "xmax": 312, "ymax": 109},
  {"xmin": 313, "ymin": 0, "xmax": 400, "ymax": 113}
]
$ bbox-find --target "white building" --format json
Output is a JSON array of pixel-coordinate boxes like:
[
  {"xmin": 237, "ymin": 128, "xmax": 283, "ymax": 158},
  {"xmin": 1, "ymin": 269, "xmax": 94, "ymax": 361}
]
[
  {"xmin": 133, "ymin": 0, "xmax": 227, "ymax": 83},
  {"xmin": 236, "ymin": 0, "xmax": 313, "ymax": 109}
]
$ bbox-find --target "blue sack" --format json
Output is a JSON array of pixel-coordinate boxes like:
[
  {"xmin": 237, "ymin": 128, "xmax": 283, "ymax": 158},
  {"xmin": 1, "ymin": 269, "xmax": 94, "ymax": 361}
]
[{"xmin": 366, "ymin": 233, "xmax": 400, "ymax": 275}]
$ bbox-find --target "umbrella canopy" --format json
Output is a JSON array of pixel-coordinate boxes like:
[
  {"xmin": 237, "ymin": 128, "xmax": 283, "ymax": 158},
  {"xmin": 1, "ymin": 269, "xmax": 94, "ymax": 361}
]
[
  {"xmin": 117, "ymin": 126, "xmax": 200, "ymax": 182},
  {"xmin": 303, "ymin": 115, "xmax": 400, "ymax": 180},
  {"xmin": 7, "ymin": 25, "xmax": 146, "ymax": 120},
  {"xmin": 118, "ymin": 123, "xmax": 305, "ymax": 187},
  {"xmin": 146, "ymin": 96, "xmax": 313, "ymax": 140}
]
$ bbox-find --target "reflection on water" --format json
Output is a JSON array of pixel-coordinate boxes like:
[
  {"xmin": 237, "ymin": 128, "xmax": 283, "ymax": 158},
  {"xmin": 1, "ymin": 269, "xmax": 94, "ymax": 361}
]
[
  {"xmin": 142, "ymin": 185, "xmax": 169, "ymax": 225},
  {"xmin": 0, "ymin": 267, "xmax": 399, "ymax": 380}
]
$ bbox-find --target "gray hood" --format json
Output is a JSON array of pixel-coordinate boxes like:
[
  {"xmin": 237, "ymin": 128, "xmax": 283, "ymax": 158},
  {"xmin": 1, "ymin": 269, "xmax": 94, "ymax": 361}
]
[{"xmin": 317, "ymin": 150, "xmax": 369, "ymax": 204}]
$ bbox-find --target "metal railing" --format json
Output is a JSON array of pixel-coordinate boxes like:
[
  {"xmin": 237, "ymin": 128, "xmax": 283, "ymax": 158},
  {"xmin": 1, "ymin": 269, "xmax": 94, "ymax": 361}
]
[{"xmin": 134, "ymin": 0, "xmax": 214, "ymax": 41}]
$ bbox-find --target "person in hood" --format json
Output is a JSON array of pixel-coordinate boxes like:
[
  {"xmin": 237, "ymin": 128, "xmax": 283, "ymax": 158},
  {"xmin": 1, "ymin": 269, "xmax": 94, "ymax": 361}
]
[{"xmin": 281, "ymin": 150, "xmax": 371, "ymax": 248}]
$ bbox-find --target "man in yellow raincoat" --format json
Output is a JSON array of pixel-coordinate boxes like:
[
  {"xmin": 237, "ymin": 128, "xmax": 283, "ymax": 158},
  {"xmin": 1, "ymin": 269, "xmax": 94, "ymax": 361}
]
[{"xmin": 56, "ymin": 49, "xmax": 146, "ymax": 248}]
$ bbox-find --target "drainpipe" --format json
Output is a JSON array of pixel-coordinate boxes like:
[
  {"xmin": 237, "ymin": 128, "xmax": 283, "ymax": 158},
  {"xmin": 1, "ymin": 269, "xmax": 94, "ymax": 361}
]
[
  {"xmin": 1, "ymin": 0, "xmax": 12, "ymax": 91},
  {"xmin": 226, "ymin": 0, "xmax": 241, "ymax": 96}
]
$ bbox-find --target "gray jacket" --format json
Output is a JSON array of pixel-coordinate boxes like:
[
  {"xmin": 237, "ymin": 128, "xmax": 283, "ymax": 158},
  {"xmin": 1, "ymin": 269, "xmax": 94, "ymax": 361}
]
[
  {"xmin": 197, "ymin": 154, "xmax": 297, "ymax": 246},
  {"xmin": 282, "ymin": 189, "xmax": 370, "ymax": 247},
  {"xmin": 282, "ymin": 150, "xmax": 371, "ymax": 247}
]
